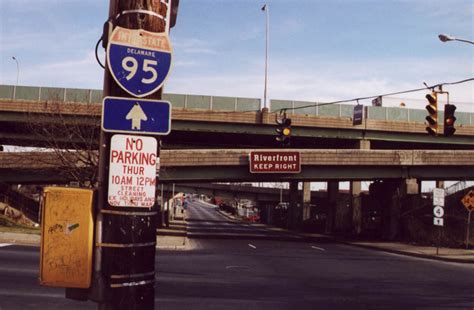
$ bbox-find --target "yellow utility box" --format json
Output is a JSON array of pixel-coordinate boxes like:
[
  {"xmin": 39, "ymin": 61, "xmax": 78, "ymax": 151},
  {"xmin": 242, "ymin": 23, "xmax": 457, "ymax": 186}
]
[{"xmin": 39, "ymin": 187, "xmax": 94, "ymax": 288}]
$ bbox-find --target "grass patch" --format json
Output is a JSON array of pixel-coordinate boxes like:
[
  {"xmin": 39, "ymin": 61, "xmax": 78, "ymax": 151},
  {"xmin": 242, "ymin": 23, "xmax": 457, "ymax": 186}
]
[{"xmin": 0, "ymin": 215, "xmax": 40, "ymax": 235}]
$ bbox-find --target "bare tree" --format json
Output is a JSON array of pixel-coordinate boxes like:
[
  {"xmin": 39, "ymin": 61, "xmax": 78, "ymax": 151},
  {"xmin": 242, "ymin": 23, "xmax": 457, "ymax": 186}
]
[{"xmin": 25, "ymin": 99, "xmax": 101, "ymax": 187}]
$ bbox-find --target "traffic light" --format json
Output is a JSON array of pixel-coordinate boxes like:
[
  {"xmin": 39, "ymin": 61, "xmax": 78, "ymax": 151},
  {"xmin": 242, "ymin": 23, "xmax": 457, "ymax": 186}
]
[
  {"xmin": 425, "ymin": 92, "xmax": 438, "ymax": 136},
  {"xmin": 276, "ymin": 114, "xmax": 291, "ymax": 147},
  {"xmin": 444, "ymin": 104, "xmax": 457, "ymax": 137}
]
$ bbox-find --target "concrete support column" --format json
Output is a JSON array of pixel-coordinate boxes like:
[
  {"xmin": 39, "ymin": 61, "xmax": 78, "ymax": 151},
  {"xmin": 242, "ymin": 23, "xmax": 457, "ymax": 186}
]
[
  {"xmin": 302, "ymin": 182, "xmax": 311, "ymax": 221},
  {"xmin": 265, "ymin": 203, "xmax": 274, "ymax": 225},
  {"xmin": 162, "ymin": 186, "xmax": 171, "ymax": 228},
  {"xmin": 379, "ymin": 178, "xmax": 419, "ymax": 241},
  {"xmin": 351, "ymin": 139, "xmax": 370, "ymax": 236},
  {"xmin": 288, "ymin": 181, "xmax": 299, "ymax": 230},
  {"xmin": 405, "ymin": 178, "xmax": 420, "ymax": 195},
  {"xmin": 351, "ymin": 179, "xmax": 363, "ymax": 236},
  {"xmin": 325, "ymin": 181, "xmax": 338, "ymax": 234}
]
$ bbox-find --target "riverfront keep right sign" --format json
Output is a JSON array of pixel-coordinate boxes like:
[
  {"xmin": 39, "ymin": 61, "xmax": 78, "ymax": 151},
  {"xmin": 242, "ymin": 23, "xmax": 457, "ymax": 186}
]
[
  {"xmin": 108, "ymin": 135, "xmax": 157, "ymax": 208},
  {"xmin": 249, "ymin": 151, "xmax": 301, "ymax": 173}
]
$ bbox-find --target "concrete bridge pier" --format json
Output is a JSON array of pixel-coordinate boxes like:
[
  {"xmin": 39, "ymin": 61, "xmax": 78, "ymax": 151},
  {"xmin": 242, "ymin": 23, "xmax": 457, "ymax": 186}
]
[
  {"xmin": 351, "ymin": 139, "xmax": 371, "ymax": 237},
  {"xmin": 288, "ymin": 181, "xmax": 299, "ymax": 229},
  {"xmin": 351, "ymin": 179, "xmax": 363, "ymax": 236},
  {"xmin": 325, "ymin": 181, "xmax": 339, "ymax": 234},
  {"xmin": 392, "ymin": 178, "xmax": 419, "ymax": 240},
  {"xmin": 370, "ymin": 178, "xmax": 419, "ymax": 240},
  {"xmin": 302, "ymin": 182, "xmax": 311, "ymax": 222},
  {"xmin": 262, "ymin": 202, "xmax": 275, "ymax": 225}
]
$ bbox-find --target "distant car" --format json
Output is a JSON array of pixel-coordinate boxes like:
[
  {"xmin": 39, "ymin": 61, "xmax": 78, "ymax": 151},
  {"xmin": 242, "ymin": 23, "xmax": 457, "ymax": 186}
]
[{"xmin": 247, "ymin": 213, "xmax": 260, "ymax": 223}]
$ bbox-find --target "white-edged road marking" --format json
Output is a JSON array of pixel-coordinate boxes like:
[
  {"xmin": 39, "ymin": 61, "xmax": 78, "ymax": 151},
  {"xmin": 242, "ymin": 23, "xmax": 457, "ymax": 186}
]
[
  {"xmin": 0, "ymin": 244, "xmax": 12, "ymax": 248},
  {"xmin": 311, "ymin": 246, "xmax": 325, "ymax": 251},
  {"xmin": 248, "ymin": 244, "xmax": 256, "ymax": 249}
]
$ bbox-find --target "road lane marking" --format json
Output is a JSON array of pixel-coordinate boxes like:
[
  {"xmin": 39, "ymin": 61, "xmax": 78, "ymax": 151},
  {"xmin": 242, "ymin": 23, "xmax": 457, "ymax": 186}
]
[
  {"xmin": 225, "ymin": 265, "xmax": 250, "ymax": 270},
  {"xmin": 0, "ymin": 244, "xmax": 12, "ymax": 248},
  {"xmin": 311, "ymin": 246, "xmax": 325, "ymax": 251},
  {"xmin": 248, "ymin": 244, "xmax": 256, "ymax": 249}
]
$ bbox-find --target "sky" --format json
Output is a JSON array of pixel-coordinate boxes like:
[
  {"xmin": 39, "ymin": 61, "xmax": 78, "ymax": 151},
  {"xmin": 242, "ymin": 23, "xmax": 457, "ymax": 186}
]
[{"xmin": 0, "ymin": 0, "xmax": 473, "ymax": 112}]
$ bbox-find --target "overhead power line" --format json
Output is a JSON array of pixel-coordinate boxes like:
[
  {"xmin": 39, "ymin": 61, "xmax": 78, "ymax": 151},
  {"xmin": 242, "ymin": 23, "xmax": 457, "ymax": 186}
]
[
  {"xmin": 278, "ymin": 78, "xmax": 474, "ymax": 113},
  {"xmin": 171, "ymin": 77, "xmax": 473, "ymax": 117}
]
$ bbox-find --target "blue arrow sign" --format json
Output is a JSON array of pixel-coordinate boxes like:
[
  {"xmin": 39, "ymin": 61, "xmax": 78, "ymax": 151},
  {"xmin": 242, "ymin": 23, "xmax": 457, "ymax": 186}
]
[{"xmin": 102, "ymin": 97, "xmax": 171, "ymax": 135}]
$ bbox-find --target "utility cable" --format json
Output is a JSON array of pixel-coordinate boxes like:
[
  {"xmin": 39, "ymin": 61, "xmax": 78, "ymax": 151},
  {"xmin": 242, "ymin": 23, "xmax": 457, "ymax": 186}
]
[
  {"xmin": 278, "ymin": 78, "xmax": 474, "ymax": 113},
  {"xmin": 95, "ymin": 37, "xmax": 105, "ymax": 69}
]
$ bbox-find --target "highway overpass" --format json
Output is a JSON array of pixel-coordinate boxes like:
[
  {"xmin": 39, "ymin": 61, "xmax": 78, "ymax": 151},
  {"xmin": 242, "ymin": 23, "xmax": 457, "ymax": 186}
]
[
  {"xmin": 1, "ymin": 149, "xmax": 473, "ymax": 184},
  {"xmin": 1, "ymin": 85, "xmax": 474, "ymax": 150}
]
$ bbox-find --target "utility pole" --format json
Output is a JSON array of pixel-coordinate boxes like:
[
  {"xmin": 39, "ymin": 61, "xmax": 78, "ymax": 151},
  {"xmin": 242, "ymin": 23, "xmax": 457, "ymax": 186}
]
[{"xmin": 93, "ymin": 1, "xmax": 170, "ymax": 309}]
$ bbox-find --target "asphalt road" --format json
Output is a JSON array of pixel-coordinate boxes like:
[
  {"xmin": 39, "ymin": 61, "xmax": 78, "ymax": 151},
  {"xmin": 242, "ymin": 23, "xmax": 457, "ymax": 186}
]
[
  {"xmin": 185, "ymin": 200, "xmax": 303, "ymax": 241},
  {"xmin": 0, "ymin": 201, "xmax": 473, "ymax": 309}
]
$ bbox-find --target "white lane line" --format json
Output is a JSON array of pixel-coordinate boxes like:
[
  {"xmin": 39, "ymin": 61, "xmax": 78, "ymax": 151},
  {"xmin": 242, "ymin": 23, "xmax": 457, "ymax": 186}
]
[
  {"xmin": 0, "ymin": 243, "xmax": 12, "ymax": 248},
  {"xmin": 311, "ymin": 246, "xmax": 325, "ymax": 251},
  {"xmin": 248, "ymin": 244, "xmax": 256, "ymax": 249}
]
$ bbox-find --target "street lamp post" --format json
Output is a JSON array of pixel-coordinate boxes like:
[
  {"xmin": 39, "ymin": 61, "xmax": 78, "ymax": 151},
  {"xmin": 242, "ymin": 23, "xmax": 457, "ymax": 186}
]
[
  {"xmin": 262, "ymin": 4, "xmax": 269, "ymax": 110},
  {"xmin": 12, "ymin": 56, "xmax": 19, "ymax": 99},
  {"xmin": 438, "ymin": 34, "xmax": 474, "ymax": 45}
]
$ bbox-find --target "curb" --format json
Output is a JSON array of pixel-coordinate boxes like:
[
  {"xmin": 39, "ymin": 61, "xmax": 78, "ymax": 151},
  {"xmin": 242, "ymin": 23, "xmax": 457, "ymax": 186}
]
[
  {"xmin": 215, "ymin": 209, "xmax": 239, "ymax": 221},
  {"xmin": 340, "ymin": 241, "xmax": 474, "ymax": 264}
]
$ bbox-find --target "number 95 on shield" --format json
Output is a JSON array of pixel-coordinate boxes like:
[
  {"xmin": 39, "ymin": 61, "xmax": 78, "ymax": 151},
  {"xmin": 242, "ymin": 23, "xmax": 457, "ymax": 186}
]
[{"xmin": 107, "ymin": 26, "xmax": 173, "ymax": 98}]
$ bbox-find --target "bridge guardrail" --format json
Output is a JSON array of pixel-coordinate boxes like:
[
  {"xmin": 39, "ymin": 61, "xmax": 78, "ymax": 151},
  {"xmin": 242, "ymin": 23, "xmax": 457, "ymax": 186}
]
[
  {"xmin": 270, "ymin": 99, "xmax": 473, "ymax": 125},
  {"xmin": 1, "ymin": 84, "xmax": 472, "ymax": 125},
  {"xmin": 0, "ymin": 85, "xmax": 261, "ymax": 112}
]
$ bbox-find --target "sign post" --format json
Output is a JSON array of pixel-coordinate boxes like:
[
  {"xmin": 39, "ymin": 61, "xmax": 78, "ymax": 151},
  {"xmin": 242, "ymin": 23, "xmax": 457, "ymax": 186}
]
[
  {"xmin": 432, "ymin": 188, "xmax": 445, "ymax": 255},
  {"xmin": 91, "ymin": 1, "xmax": 175, "ymax": 309}
]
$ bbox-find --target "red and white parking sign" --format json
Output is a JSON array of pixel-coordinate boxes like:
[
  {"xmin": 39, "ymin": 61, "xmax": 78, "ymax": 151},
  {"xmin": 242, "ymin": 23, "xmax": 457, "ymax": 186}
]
[{"xmin": 108, "ymin": 135, "xmax": 157, "ymax": 207}]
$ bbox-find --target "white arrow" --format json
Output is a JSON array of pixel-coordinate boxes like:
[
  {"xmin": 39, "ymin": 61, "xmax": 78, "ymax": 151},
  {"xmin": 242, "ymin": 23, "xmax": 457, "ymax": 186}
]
[{"xmin": 126, "ymin": 103, "xmax": 148, "ymax": 130}]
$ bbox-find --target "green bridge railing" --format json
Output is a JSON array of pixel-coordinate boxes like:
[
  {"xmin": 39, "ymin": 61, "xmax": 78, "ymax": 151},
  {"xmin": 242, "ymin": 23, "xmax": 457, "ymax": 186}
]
[{"xmin": 1, "ymin": 84, "xmax": 472, "ymax": 125}]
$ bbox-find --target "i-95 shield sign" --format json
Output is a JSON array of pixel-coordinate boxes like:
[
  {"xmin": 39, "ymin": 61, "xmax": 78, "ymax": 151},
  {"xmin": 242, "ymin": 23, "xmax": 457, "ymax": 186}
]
[{"xmin": 107, "ymin": 26, "xmax": 172, "ymax": 98}]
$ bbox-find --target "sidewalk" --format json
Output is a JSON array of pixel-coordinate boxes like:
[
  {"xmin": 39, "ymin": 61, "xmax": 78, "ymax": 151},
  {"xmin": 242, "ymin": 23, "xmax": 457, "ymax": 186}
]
[
  {"xmin": 0, "ymin": 231, "xmax": 40, "ymax": 246},
  {"xmin": 345, "ymin": 241, "xmax": 474, "ymax": 264},
  {"xmin": 0, "ymin": 205, "xmax": 192, "ymax": 250},
  {"xmin": 156, "ymin": 205, "xmax": 193, "ymax": 250},
  {"xmin": 0, "ymin": 230, "xmax": 194, "ymax": 250}
]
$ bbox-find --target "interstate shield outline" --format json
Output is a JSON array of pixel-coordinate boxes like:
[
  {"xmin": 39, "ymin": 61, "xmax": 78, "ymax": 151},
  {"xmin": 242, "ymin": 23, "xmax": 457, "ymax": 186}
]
[{"xmin": 107, "ymin": 26, "xmax": 173, "ymax": 98}]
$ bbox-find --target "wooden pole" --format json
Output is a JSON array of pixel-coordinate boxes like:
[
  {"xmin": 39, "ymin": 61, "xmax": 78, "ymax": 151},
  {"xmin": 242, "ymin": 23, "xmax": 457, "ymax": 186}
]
[{"xmin": 95, "ymin": 1, "xmax": 168, "ymax": 309}]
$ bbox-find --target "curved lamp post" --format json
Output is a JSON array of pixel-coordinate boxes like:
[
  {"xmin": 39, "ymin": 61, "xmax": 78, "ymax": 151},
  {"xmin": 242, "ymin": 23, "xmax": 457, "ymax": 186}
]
[
  {"xmin": 438, "ymin": 34, "xmax": 474, "ymax": 45},
  {"xmin": 12, "ymin": 56, "xmax": 19, "ymax": 99},
  {"xmin": 261, "ymin": 3, "xmax": 269, "ymax": 110}
]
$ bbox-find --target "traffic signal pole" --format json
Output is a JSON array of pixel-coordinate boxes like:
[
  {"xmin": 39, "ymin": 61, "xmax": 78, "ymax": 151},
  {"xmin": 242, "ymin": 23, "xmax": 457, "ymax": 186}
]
[{"xmin": 92, "ymin": 1, "xmax": 169, "ymax": 309}]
